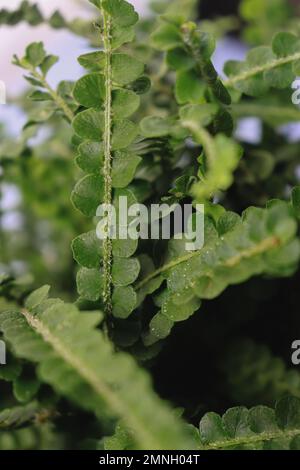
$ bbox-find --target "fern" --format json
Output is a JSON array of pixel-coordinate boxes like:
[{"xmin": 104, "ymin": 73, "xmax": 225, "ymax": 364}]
[
  {"xmin": 102, "ymin": 396, "xmax": 300, "ymax": 450},
  {"xmin": 224, "ymin": 32, "xmax": 300, "ymax": 95},
  {"xmin": 0, "ymin": 287, "xmax": 194, "ymax": 450},
  {"xmin": 1, "ymin": 0, "xmax": 300, "ymax": 452},
  {"xmin": 0, "ymin": 425, "xmax": 61, "ymax": 450},
  {"xmin": 71, "ymin": 0, "xmax": 146, "ymax": 317},
  {"xmin": 197, "ymin": 396, "xmax": 300, "ymax": 450},
  {"xmin": 0, "ymin": 402, "xmax": 40, "ymax": 430},
  {"xmin": 140, "ymin": 200, "xmax": 300, "ymax": 344},
  {"xmin": 222, "ymin": 340, "xmax": 300, "ymax": 406},
  {"xmin": 13, "ymin": 43, "xmax": 75, "ymax": 125}
]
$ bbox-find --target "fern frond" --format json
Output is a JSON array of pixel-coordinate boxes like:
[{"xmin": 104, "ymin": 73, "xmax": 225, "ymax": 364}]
[
  {"xmin": 13, "ymin": 43, "xmax": 75, "ymax": 123},
  {"xmin": 222, "ymin": 340, "xmax": 300, "ymax": 406},
  {"xmin": 197, "ymin": 396, "xmax": 300, "ymax": 450},
  {"xmin": 0, "ymin": 402, "xmax": 39, "ymax": 430},
  {"xmin": 72, "ymin": 0, "xmax": 147, "ymax": 318},
  {"xmin": 224, "ymin": 32, "xmax": 300, "ymax": 95},
  {"xmin": 180, "ymin": 107, "xmax": 242, "ymax": 200},
  {"xmin": 140, "ymin": 200, "xmax": 300, "ymax": 344},
  {"xmin": 0, "ymin": 288, "xmax": 194, "ymax": 450},
  {"xmin": 0, "ymin": 424, "xmax": 61, "ymax": 450}
]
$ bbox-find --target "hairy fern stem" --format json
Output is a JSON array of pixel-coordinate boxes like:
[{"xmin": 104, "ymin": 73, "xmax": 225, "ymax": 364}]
[
  {"xmin": 224, "ymin": 51, "xmax": 300, "ymax": 87},
  {"xmin": 101, "ymin": 7, "xmax": 113, "ymax": 316},
  {"xmin": 135, "ymin": 236, "xmax": 280, "ymax": 291},
  {"xmin": 200, "ymin": 428, "xmax": 300, "ymax": 450}
]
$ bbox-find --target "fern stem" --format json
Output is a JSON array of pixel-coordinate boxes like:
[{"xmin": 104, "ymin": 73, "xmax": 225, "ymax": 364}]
[
  {"xmin": 223, "ymin": 51, "xmax": 300, "ymax": 88},
  {"xmin": 182, "ymin": 121, "xmax": 216, "ymax": 166},
  {"xmin": 101, "ymin": 6, "xmax": 113, "ymax": 316},
  {"xmin": 135, "ymin": 235, "xmax": 280, "ymax": 291}
]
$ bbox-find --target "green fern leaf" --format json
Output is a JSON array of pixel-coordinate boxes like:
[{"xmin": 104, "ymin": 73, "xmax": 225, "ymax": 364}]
[
  {"xmin": 0, "ymin": 290, "xmax": 194, "ymax": 450},
  {"xmin": 198, "ymin": 396, "xmax": 300, "ymax": 450}
]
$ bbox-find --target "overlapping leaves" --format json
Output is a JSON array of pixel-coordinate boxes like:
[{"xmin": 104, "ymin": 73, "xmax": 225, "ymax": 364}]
[
  {"xmin": 198, "ymin": 396, "xmax": 300, "ymax": 450},
  {"xmin": 224, "ymin": 32, "xmax": 300, "ymax": 96},
  {"xmin": 0, "ymin": 288, "xmax": 193, "ymax": 450},
  {"xmin": 140, "ymin": 200, "xmax": 300, "ymax": 345},
  {"xmin": 72, "ymin": 0, "xmax": 148, "ymax": 317}
]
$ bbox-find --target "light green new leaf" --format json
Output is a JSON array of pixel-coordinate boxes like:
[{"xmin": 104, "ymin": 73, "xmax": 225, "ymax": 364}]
[
  {"xmin": 40, "ymin": 55, "xmax": 59, "ymax": 76},
  {"xmin": 25, "ymin": 42, "xmax": 46, "ymax": 67},
  {"xmin": 138, "ymin": 202, "xmax": 300, "ymax": 343}
]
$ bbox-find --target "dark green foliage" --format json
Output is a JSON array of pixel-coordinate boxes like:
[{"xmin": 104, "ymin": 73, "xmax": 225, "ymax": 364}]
[{"xmin": 222, "ymin": 340, "xmax": 300, "ymax": 406}]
